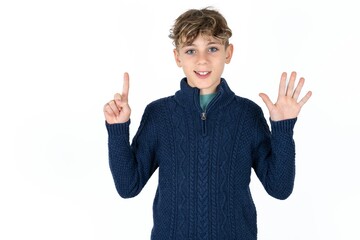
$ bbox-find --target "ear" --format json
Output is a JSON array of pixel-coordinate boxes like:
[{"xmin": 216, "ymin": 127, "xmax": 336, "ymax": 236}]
[
  {"xmin": 173, "ymin": 48, "xmax": 182, "ymax": 67},
  {"xmin": 225, "ymin": 44, "xmax": 234, "ymax": 64}
]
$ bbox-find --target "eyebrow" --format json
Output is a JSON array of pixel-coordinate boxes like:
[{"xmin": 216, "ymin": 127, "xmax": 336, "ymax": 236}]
[{"xmin": 183, "ymin": 41, "xmax": 222, "ymax": 47}]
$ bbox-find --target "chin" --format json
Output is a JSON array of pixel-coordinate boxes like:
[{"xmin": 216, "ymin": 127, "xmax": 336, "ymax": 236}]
[{"xmin": 194, "ymin": 82, "xmax": 211, "ymax": 89}]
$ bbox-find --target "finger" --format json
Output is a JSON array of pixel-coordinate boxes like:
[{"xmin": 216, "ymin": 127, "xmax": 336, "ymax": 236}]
[
  {"xmin": 292, "ymin": 77, "xmax": 305, "ymax": 100},
  {"xmin": 286, "ymin": 71, "xmax": 297, "ymax": 97},
  {"xmin": 114, "ymin": 93, "xmax": 121, "ymax": 101},
  {"xmin": 278, "ymin": 72, "xmax": 287, "ymax": 98},
  {"xmin": 298, "ymin": 91, "xmax": 312, "ymax": 108},
  {"xmin": 108, "ymin": 100, "xmax": 120, "ymax": 115},
  {"xmin": 114, "ymin": 93, "xmax": 123, "ymax": 109},
  {"xmin": 104, "ymin": 104, "xmax": 115, "ymax": 117},
  {"xmin": 259, "ymin": 93, "xmax": 274, "ymax": 111},
  {"xmin": 122, "ymin": 72, "xmax": 130, "ymax": 102}
]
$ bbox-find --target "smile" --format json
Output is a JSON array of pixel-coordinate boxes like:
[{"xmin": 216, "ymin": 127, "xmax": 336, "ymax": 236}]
[{"xmin": 195, "ymin": 71, "xmax": 211, "ymax": 76}]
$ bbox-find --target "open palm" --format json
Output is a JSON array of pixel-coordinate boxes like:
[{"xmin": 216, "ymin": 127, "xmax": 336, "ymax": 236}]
[{"xmin": 259, "ymin": 71, "xmax": 312, "ymax": 121}]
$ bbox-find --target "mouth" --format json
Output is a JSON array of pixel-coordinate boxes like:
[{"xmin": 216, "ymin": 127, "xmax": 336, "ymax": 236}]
[{"xmin": 194, "ymin": 71, "xmax": 211, "ymax": 78}]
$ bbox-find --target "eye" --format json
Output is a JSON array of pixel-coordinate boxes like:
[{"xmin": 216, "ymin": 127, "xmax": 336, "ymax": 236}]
[
  {"xmin": 208, "ymin": 47, "xmax": 218, "ymax": 53},
  {"xmin": 185, "ymin": 49, "xmax": 195, "ymax": 55}
]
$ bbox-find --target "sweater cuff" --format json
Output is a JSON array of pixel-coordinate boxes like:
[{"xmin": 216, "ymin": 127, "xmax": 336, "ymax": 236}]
[
  {"xmin": 105, "ymin": 120, "xmax": 130, "ymax": 136},
  {"xmin": 270, "ymin": 117, "xmax": 297, "ymax": 133}
]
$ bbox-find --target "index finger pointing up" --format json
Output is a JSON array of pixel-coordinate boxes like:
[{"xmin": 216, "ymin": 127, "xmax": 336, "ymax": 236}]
[{"xmin": 122, "ymin": 72, "xmax": 130, "ymax": 101}]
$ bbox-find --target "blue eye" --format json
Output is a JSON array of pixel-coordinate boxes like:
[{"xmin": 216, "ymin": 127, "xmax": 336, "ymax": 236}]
[
  {"xmin": 209, "ymin": 47, "xmax": 218, "ymax": 53},
  {"xmin": 185, "ymin": 49, "xmax": 195, "ymax": 55}
]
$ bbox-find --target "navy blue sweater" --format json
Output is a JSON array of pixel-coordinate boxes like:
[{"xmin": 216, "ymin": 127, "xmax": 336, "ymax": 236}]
[{"xmin": 106, "ymin": 78, "xmax": 297, "ymax": 240}]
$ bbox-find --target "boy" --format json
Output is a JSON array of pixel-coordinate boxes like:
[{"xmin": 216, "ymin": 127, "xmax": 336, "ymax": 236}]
[{"xmin": 103, "ymin": 7, "xmax": 312, "ymax": 240}]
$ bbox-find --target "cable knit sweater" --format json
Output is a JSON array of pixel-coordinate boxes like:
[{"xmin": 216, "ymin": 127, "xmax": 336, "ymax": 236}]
[{"xmin": 106, "ymin": 78, "xmax": 297, "ymax": 240}]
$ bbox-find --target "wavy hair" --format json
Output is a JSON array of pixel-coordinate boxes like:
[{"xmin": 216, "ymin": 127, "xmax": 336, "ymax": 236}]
[{"xmin": 169, "ymin": 7, "xmax": 232, "ymax": 48}]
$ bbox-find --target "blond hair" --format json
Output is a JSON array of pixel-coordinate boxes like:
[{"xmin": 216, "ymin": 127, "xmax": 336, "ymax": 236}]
[{"xmin": 169, "ymin": 7, "xmax": 232, "ymax": 48}]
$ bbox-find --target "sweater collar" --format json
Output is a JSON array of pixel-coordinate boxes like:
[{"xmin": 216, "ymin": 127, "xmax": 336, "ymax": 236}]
[{"xmin": 174, "ymin": 77, "xmax": 235, "ymax": 111}]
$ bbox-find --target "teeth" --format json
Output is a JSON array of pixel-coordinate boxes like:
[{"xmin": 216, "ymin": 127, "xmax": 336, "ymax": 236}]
[{"xmin": 197, "ymin": 71, "xmax": 209, "ymax": 75}]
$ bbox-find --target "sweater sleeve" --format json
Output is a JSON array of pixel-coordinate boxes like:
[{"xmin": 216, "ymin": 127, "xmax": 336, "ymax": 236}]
[
  {"xmin": 106, "ymin": 105, "xmax": 158, "ymax": 199},
  {"xmin": 252, "ymin": 107, "xmax": 297, "ymax": 200}
]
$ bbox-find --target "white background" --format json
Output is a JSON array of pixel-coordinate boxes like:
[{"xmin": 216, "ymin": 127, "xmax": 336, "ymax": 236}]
[{"xmin": 1, "ymin": 0, "xmax": 359, "ymax": 239}]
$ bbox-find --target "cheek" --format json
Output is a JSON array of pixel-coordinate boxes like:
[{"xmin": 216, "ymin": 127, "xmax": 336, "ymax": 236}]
[
  {"xmin": 213, "ymin": 57, "xmax": 227, "ymax": 66},
  {"xmin": 180, "ymin": 57, "xmax": 193, "ymax": 67}
]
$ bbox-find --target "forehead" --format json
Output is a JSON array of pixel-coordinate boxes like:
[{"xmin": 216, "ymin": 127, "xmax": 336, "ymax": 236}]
[{"xmin": 181, "ymin": 34, "xmax": 222, "ymax": 47}]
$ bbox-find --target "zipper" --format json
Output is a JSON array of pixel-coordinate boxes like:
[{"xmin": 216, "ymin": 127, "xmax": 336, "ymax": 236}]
[
  {"xmin": 198, "ymin": 91, "xmax": 222, "ymax": 136},
  {"xmin": 201, "ymin": 112, "xmax": 207, "ymax": 120},
  {"xmin": 201, "ymin": 112, "xmax": 207, "ymax": 136}
]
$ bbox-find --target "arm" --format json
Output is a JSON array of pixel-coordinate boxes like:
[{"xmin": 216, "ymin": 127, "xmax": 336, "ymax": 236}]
[
  {"xmin": 103, "ymin": 73, "xmax": 158, "ymax": 198},
  {"xmin": 106, "ymin": 108, "xmax": 158, "ymax": 199},
  {"xmin": 254, "ymin": 71, "xmax": 312, "ymax": 199},
  {"xmin": 252, "ymin": 112, "xmax": 297, "ymax": 200}
]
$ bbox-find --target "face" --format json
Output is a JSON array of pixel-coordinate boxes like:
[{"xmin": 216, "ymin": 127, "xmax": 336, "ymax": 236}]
[{"xmin": 173, "ymin": 34, "xmax": 233, "ymax": 94}]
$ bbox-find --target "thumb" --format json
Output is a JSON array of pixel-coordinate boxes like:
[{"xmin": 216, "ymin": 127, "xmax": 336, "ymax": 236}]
[{"xmin": 259, "ymin": 93, "xmax": 274, "ymax": 111}]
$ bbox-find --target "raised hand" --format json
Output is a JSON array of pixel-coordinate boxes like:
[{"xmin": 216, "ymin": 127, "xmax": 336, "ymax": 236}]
[
  {"xmin": 103, "ymin": 72, "xmax": 131, "ymax": 124},
  {"xmin": 259, "ymin": 71, "xmax": 312, "ymax": 121}
]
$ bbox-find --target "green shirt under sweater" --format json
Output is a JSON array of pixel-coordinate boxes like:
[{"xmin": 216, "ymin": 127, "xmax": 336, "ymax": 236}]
[{"xmin": 200, "ymin": 93, "xmax": 217, "ymax": 111}]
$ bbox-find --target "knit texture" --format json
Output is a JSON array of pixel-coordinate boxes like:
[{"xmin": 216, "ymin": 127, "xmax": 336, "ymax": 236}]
[{"xmin": 106, "ymin": 78, "xmax": 297, "ymax": 240}]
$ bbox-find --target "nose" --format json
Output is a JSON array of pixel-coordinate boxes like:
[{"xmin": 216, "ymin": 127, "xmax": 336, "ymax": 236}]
[{"xmin": 196, "ymin": 51, "xmax": 209, "ymax": 65}]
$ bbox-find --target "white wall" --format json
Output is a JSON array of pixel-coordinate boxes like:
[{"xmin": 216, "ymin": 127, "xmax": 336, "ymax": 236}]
[{"xmin": 0, "ymin": 0, "xmax": 359, "ymax": 239}]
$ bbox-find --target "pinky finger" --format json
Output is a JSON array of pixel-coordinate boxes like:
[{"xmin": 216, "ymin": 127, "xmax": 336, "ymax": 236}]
[{"xmin": 298, "ymin": 91, "xmax": 312, "ymax": 108}]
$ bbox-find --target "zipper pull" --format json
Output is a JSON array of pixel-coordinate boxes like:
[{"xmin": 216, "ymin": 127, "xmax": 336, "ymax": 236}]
[{"xmin": 201, "ymin": 112, "xmax": 207, "ymax": 120}]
